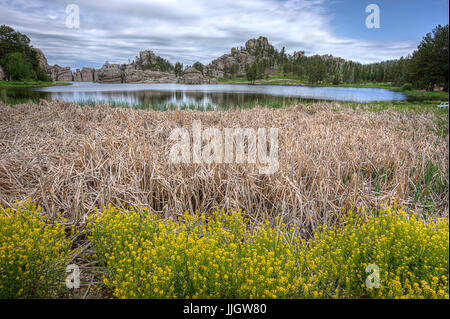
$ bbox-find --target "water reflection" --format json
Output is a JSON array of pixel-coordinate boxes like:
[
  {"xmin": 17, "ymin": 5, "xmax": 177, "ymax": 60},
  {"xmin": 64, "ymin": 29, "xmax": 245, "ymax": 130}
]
[{"xmin": 2, "ymin": 82, "xmax": 407, "ymax": 108}]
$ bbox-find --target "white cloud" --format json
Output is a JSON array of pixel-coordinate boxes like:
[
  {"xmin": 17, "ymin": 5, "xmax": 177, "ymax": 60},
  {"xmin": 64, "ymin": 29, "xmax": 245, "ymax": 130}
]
[{"xmin": 0, "ymin": 0, "xmax": 417, "ymax": 69}]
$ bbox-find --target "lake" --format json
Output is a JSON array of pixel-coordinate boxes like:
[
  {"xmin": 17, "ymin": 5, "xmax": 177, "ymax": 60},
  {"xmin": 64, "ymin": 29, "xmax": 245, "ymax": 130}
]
[{"xmin": 3, "ymin": 82, "xmax": 407, "ymax": 108}]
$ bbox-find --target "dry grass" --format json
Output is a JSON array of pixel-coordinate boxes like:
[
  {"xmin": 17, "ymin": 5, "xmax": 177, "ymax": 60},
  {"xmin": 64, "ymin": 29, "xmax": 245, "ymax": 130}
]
[{"xmin": 0, "ymin": 100, "xmax": 448, "ymax": 237}]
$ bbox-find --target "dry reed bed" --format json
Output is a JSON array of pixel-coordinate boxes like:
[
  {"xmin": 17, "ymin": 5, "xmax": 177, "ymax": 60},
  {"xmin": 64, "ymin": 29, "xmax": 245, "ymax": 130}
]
[{"xmin": 0, "ymin": 100, "xmax": 448, "ymax": 235}]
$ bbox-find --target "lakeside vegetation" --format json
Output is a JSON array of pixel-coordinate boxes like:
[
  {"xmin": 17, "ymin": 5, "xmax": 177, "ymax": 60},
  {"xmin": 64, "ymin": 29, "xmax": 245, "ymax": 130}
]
[
  {"xmin": 1, "ymin": 100, "xmax": 447, "ymax": 222},
  {"xmin": 0, "ymin": 97, "xmax": 448, "ymax": 299},
  {"xmin": 1, "ymin": 93, "xmax": 448, "ymax": 117},
  {"xmin": 217, "ymin": 76, "xmax": 449, "ymax": 100},
  {"xmin": 2, "ymin": 200, "xmax": 448, "ymax": 299},
  {"xmin": 0, "ymin": 81, "xmax": 71, "ymax": 88}
]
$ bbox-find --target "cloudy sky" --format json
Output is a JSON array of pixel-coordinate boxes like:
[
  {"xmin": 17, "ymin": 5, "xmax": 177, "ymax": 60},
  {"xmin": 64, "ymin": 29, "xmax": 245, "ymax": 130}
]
[{"xmin": 1, "ymin": 0, "xmax": 448, "ymax": 69}]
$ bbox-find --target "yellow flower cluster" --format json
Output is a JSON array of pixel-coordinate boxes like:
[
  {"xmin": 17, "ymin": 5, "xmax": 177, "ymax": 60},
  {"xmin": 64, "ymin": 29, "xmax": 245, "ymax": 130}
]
[
  {"xmin": 1, "ymin": 200, "xmax": 447, "ymax": 299},
  {"xmin": 88, "ymin": 206, "xmax": 304, "ymax": 298},
  {"xmin": 0, "ymin": 199, "xmax": 71, "ymax": 298},
  {"xmin": 88, "ymin": 204, "xmax": 449, "ymax": 299},
  {"xmin": 302, "ymin": 205, "xmax": 449, "ymax": 299}
]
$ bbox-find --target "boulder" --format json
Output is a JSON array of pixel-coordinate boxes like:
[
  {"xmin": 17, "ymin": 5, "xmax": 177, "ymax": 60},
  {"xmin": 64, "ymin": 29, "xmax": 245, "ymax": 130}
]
[
  {"xmin": 180, "ymin": 67, "xmax": 204, "ymax": 84},
  {"xmin": 179, "ymin": 67, "xmax": 216, "ymax": 84}
]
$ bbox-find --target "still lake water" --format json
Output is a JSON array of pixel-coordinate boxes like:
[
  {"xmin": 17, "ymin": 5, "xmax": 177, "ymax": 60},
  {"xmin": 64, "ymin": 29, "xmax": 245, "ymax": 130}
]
[{"xmin": 7, "ymin": 82, "xmax": 407, "ymax": 108}]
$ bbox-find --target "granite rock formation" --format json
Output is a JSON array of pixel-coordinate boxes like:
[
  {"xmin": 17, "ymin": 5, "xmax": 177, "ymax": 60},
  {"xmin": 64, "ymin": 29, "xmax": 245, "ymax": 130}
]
[
  {"xmin": 96, "ymin": 64, "xmax": 123, "ymax": 83},
  {"xmin": 207, "ymin": 36, "xmax": 274, "ymax": 78},
  {"xmin": 47, "ymin": 65, "xmax": 73, "ymax": 81},
  {"xmin": 81, "ymin": 67, "xmax": 95, "ymax": 82},
  {"xmin": 36, "ymin": 36, "xmax": 330, "ymax": 84},
  {"xmin": 74, "ymin": 69, "xmax": 82, "ymax": 82},
  {"xmin": 123, "ymin": 65, "xmax": 177, "ymax": 83},
  {"xmin": 33, "ymin": 48, "xmax": 49, "ymax": 73},
  {"xmin": 179, "ymin": 67, "xmax": 216, "ymax": 84}
]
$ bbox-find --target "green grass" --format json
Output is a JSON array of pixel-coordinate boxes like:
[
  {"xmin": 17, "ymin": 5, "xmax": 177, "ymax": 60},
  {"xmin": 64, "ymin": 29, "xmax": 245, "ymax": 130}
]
[
  {"xmin": 75, "ymin": 97, "xmax": 307, "ymax": 111},
  {"xmin": 392, "ymin": 88, "xmax": 449, "ymax": 101},
  {"xmin": 341, "ymin": 100, "xmax": 449, "ymax": 136},
  {"xmin": 0, "ymin": 81, "xmax": 71, "ymax": 89}
]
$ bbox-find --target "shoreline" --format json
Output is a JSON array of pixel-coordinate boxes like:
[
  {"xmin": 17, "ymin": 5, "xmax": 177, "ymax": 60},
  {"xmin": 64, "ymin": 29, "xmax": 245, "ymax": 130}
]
[
  {"xmin": 1, "ymin": 79, "xmax": 448, "ymax": 104},
  {"xmin": 0, "ymin": 81, "xmax": 72, "ymax": 89}
]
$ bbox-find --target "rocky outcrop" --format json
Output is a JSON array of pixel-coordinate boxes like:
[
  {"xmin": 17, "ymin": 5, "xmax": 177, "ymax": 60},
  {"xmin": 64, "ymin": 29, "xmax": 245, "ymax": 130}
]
[
  {"xmin": 81, "ymin": 67, "xmax": 95, "ymax": 82},
  {"xmin": 74, "ymin": 69, "xmax": 82, "ymax": 82},
  {"xmin": 207, "ymin": 36, "xmax": 274, "ymax": 78},
  {"xmin": 179, "ymin": 67, "xmax": 203, "ymax": 84},
  {"xmin": 123, "ymin": 66, "xmax": 144, "ymax": 83},
  {"xmin": 47, "ymin": 65, "xmax": 73, "ymax": 81},
  {"xmin": 179, "ymin": 67, "xmax": 217, "ymax": 84},
  {"xmin": 123, "ymin": 65, "xmax": 177, "ymax": 83},
  {"xmin": 141, "ymin": 70, "xmax": 178, "ymax": 83},
  {"xmin": 138, "ymin": 50, "xmax": 158, "ymax": 67},
  {"xmin": 47, "ymin": 65, "xmax": 59, "ymax": 81},
  {"xmin": 33, "ymin": 48, "xmax": 48, "ymax": 72},
  {"xmin": 57, "ymin": 67, "xmax": 73, "ymax": 81},
  {"xmin": 35, "ymin": 36, "xmax": 306, "ymax": 84},
  {"xmin": 96, "ymin": 64, "xmax": 123, "ymax": 83},
  {"xmin": 293, "ymin": 51, "xmax": 305, "ymax": 60}
]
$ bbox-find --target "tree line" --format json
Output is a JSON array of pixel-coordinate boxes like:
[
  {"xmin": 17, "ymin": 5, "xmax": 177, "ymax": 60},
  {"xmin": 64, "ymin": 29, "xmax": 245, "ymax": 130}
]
[
  {"xmin": 244, "ymin": 24, "xmax": 448, "ymax": 91},
  {"xmin": 0, "ymin": 25, "xmax": 51, "ymax": 81}
]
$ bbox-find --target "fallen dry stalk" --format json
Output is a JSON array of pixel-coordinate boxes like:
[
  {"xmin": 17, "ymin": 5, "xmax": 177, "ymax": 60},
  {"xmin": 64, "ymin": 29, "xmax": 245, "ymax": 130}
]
[{"xmin": 0, "ymin": 100, "xmax": 448, "ymax": 236}]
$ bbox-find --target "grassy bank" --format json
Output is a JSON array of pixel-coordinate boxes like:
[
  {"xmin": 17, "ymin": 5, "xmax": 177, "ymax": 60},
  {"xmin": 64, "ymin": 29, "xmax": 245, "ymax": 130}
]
[
  {"xmin": 217, "ymin": 76, "xmax": 449, "ymax": 101},
  {"xmin": 0, "ymin": 81, "xmax": 71, "ymax": 89}
]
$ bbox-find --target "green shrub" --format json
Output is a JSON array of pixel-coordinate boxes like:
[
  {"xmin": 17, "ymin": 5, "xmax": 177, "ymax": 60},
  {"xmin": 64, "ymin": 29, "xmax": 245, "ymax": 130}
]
[
  {"xmin": 0, "ymin": 199, "xmax": 72, "ymax": 298},
  {"xmin": 402, "ymin": 83, "xmax": 413, "ymax": 91},
  {"xmin": 0, "ymin": 52, "xmax": 34, "ymax": 81}
]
